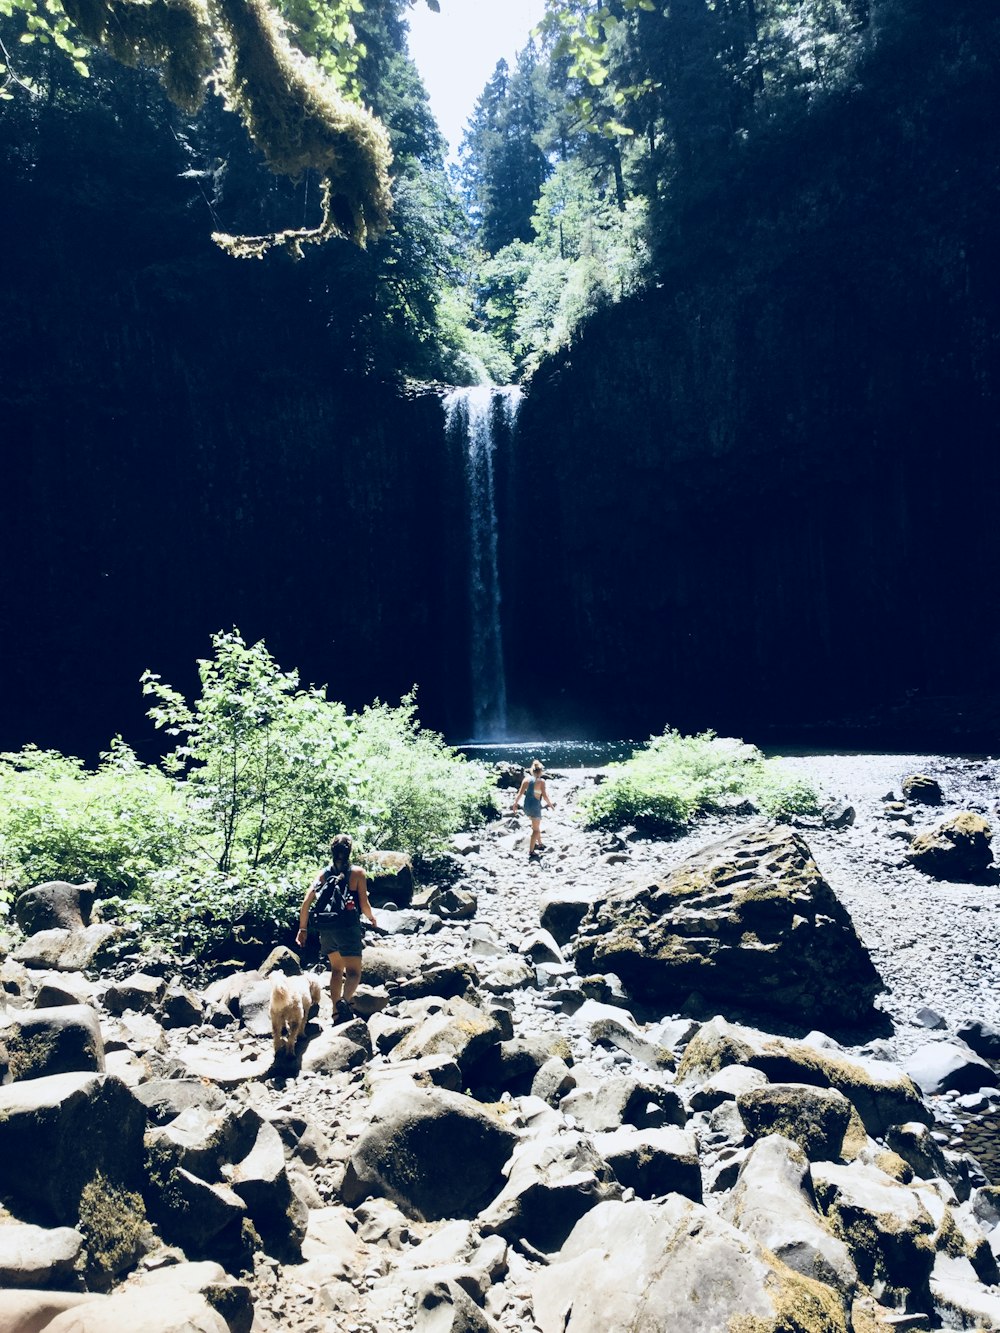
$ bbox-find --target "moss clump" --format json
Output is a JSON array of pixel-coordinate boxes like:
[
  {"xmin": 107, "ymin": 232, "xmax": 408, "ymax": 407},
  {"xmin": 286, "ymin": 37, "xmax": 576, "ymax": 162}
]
[
  {"xmin": 77, "ymin": 1170, "xmax": 147, "ymax": 1281},
  {"xmin": 727, "ymin": 1253, "xmax": 849, "ymax": 1332},
  {"xmin": 5, "ymin": 1028, "xmax": 59, "ymax": 1082}
]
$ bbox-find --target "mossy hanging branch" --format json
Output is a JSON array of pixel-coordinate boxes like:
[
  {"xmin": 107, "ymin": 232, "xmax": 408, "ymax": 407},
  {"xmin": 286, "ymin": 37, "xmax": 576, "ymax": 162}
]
[
  {"xmin": 61, "ymin": 0, "xmax": 214, "ymax": 112},
  {"xmin": 60, "ymin": 0, "xmax": 392, "ymax": 257},
  {"xmin": 212, "ymin": 0, "xmax": 391, "ymax": 257}
]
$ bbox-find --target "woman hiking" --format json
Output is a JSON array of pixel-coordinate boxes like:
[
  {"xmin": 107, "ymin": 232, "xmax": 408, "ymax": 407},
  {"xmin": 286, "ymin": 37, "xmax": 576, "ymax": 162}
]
[{"xmin": 512, "ymin": 758, "xmax": 555, "ymax": 862}]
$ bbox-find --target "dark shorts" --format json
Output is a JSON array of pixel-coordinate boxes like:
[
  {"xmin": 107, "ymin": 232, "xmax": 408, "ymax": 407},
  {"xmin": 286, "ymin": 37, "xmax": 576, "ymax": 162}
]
[
  {"xmin": 524, "ymin": 796, "xmax": 542, "ymax": 819},
  {"xmin": 319, "ymin": 921, "xmax": 364, "ymax": 958}
]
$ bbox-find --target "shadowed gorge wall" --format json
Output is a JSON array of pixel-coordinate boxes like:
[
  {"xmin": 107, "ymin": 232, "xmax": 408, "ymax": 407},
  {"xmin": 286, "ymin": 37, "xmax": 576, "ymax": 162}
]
[{"xmin": 502, "ymin": 17, "xmax": 1000, "ymax": 742}]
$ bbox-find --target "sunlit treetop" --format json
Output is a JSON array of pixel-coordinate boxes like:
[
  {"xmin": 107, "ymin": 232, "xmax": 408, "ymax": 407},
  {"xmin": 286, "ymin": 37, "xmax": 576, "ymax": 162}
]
[{"xmin": 0, "ymin": 0, "xmax": 438, "ymax": 257}]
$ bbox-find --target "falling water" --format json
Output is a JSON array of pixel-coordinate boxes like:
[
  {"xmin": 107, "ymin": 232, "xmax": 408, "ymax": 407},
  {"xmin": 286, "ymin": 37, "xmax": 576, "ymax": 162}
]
[{"xmin": 443, "ymin": 385, "xmax": 522, "ymax": 740}]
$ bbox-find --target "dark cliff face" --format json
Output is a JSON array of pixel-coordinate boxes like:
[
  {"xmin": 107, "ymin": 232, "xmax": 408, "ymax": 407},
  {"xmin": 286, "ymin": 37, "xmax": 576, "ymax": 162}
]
[{"xmin": 502, "ymin": 48, "xmax": 1000, "ymax": 744}]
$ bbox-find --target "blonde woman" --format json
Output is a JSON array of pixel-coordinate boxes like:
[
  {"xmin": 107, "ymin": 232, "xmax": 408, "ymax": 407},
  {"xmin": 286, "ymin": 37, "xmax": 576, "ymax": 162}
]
[{"xmin": 512, "ymin": 759, "xmax": 555, "ymax": 861}]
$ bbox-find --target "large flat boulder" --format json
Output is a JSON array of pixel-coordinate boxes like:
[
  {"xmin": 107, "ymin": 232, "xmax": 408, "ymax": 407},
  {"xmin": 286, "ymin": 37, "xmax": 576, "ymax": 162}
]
[
  {"xmin": 12, "ymin": 925, "xmax": 123, "ymax": 973},
  {"xmin": 0, "ymin": 1072, "xmax": 146, "ymax": 1225},
  {"xmin": 531, "ymin": 1196, "xmax": 850, "ymax": 1332},
  {"xmin": 572, "ymin": 827, "xmax": 883, "ymax": 1024}
]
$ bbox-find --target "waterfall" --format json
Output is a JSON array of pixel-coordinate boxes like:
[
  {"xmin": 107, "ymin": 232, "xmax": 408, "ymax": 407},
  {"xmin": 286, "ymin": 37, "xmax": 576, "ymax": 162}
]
[{"xmin": 444, "ymin": 385, "xmax": 522, "ymax": 740}]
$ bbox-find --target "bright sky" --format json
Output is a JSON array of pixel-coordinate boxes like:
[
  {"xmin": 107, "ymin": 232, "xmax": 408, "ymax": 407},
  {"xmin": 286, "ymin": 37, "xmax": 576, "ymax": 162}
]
[{"xmin": 405, "ymin": 0, "xmax": 545, "ymax": 157}]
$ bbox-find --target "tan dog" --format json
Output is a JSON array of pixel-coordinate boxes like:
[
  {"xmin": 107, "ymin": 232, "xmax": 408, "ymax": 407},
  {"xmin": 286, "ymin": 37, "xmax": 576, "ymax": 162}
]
[{"xmin": 269, "ymin": 973, "xmax": 322, "ymax": 1058}]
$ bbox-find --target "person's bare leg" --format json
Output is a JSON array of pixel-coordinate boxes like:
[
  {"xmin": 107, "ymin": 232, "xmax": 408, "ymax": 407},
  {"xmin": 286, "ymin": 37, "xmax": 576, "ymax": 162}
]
[
  {"xmin": 328, "ymin": 952, "xmax": 346, "ymax": 1005},
  {"xmin": 342, "ymin": 958, "xmax": 362, "ymax": 1003},
  {"xmin": 529, "ymin": 817, "xmax": 541, "ymax": 857}
]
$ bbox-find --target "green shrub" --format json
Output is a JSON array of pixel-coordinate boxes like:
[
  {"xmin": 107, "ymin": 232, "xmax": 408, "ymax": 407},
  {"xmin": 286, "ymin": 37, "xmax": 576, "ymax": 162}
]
[
  {"xmin": 579, "ymin": 728, "xmax": 821, "ymax": 834},
  {"xmin": 120, "ymin": 868, "xmax": 303, "ymax": 962},
  {"xmin": 0, "ymin": 739, "xmax": 191, "ymax": 900},
  {"xmin": 0, "ymin": 631, "xmax": 494, "ymax": 957}
]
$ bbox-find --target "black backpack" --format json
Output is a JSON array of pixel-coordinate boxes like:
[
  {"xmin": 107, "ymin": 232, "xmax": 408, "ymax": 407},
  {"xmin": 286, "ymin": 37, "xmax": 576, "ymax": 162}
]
[{"xmin": 312, "ymin": 865, "xmax": 356, "ymax": 926}]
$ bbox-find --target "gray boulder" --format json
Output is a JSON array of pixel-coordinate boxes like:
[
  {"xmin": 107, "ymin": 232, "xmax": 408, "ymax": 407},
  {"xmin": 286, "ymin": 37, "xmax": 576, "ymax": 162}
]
[
  {"xmin": 677, "ymin": 1017, "xmax": 929, "ymax": 1138},
  {"xmin": 12, "ymin": 924, "xmax": 123, "ymax": 973},
  {"xmin": 366, "ymin": 853, "xmax": 415, "ymax": 909},
  {"xmin": 539, "ymin": 889, "xmax": 594, "ymax": 946},
  {"xmin": 0, "ymin": 1072, "xmax": 145, "ymax": 1225},
  {"xmin": 812, "ymin": 1160, "xmax": 936, "ymax": 1303},
  {"xmin": 14, "ymin": 881, "xmax": 95, "ymax": 934},
  {"xmin": 532, "ymin": 1196, "xmax": 850, "ymax": 1333},
  {"xmin": 903, "ymin": 1040, "xmax": 1000, "ymax": 1096},
  {"xmin": 478, "ymin": 1135, "xmax": 621, "ymax": 1251},
  {"xmin": 133, "ymin": 1078, "xmax": 227, "ymax": 1126},
  {"xmin": 228, "ymin": 1119, "xmax": 308, "ymax": 1261},
  {"xmin": 906, "ymin": 812, "xmax": 996, "ymax": 882},
  {"xmin": 41, "ymin": 1285, "xmax": 231, "ymax": 1332},
  {"xmin": 144, "ymin": 1163, "xmax": 247, "ymax": 1253},
  {"xmin": 467, "ymin": 1036, "xmax": 565, "ymax": 1099},
  {"xmin": 427, "ymin": 887, "xmax": 478, "ymax": 920},
  {"xmin": 159, "ymin": 984, "xmax": 205, "ymax": 1028},
  {"xmin": 2, "ymin": 1004, "xmax": 104, "ymax": 1081},
  {"xmin": 956, "ymin": 1018, "xmax": 1000, "ymax": 1060},
  {"xmin": 102, "ymin": 972, "xmax": 166, "ymax": 1016},
  {"xmin": 391, "ymin": 996, "xmax": 504, "ymax": 1077},
  {"xmin": 569, "ymin": 999, "xmax": 674, "ymax": 1071},
  {"xmin": 0, "ymin": 1222, "xmax": 85, "ymax": 1289},
  {"xmin": 412, "ymin": 1276, "xmax": 500, "ymax": 1333},
  {"xmin": 722, "ymin": 1135, "xmax": 857, "ymax": 1297},
  {"xmin": 531, "ymin": 1057, "xmax": 577, "ymax": 1106},
  {"xmin": 573, "ymin": 827, "xmax": 883, "ymax": 1025},
  {"xmin": 32, "ymin": 972, "xmax": 94, "ymax": 1009},
  {"xmin": 341, "ymin": 1085, "xmax": 517, "ymax": 1221},
  {"xmin": 560, "ymin": 1075, "xmax": 686, "ymax": 1133},
  {"xmin": 689, "ymin": 1065, "xmax": 768, "ymax": 1112},
  {"xmin": 592, "ymin": 1125, "xmax": 702, "ymax": 1202}
]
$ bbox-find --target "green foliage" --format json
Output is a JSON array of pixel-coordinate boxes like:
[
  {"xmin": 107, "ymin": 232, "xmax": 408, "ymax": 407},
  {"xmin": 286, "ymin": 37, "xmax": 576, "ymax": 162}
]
[
  {"xmin": 143, "ymin": 629, "xmax": 354, "ymax": 877},
  {"xmin": 344, "ymin": 695, "xmax": 498, "ymax": 856},
  {"xmin": 0, "ymin": 630, "xmax": 492, "ymax": 959},
  {"xmin": 0, "ymin": 740, "xmax": 190, "ymax": 900},
  {"xmin": 115, "ymin": 867, "xmax": 303, "ymax": 961},
  {"xmin": 579, "ymin": 728, "xmax": 821, "ymax": 834}
]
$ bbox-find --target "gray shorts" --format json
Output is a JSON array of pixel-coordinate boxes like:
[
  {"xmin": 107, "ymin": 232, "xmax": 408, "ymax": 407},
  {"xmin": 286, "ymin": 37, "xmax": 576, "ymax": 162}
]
[{"xmin": 319, "ymin": 921, "xmax": 364, "ymax": 958}]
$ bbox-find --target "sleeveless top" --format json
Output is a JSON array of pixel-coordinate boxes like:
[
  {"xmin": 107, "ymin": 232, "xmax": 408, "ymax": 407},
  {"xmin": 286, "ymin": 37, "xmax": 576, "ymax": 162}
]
[{"xmin": 523, "ymin": 776, "xmax": 543, "ymax": 818}]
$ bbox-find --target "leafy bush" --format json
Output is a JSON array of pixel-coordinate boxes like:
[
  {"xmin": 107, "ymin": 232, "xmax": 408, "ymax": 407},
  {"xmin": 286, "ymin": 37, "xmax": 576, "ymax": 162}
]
[
  {"xmin": 114, "ymin": 867, "xmax": 303, "ymax": 963},
  {"xmin": 578, "ymin": 728, "xmax": 821, "ymax": 835},
  {"xmin": 1, "ymin": 631, "xmax": 495, "ymax": 958},
  {"xmin": 0, "ymin": 740, "xmax": 191, "ymax": 901},
  {"xmin": 343, "ymin": 695, "xmax": 497, "ymax": 858}
]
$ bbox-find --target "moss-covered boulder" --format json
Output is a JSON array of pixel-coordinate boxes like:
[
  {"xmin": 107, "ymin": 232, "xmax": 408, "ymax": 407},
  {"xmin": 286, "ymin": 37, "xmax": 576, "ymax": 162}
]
[
  {"xmin": 677, "ymin": 1018, "xmax": 929, "ymax": 1138},
  {"xmin": 2, "ymin": 1005, "xmax": 104, "ymax": 1082},
  {"xmin": 722, "ymin": 1135, "xmax": 858, "ymax": 1298},
  {"xmin": 0, "ymin": 1073, "xmax": 146, "ymax": 1226},
  {"xmin": 736, "ymin": 1084, "xmax": 854, "ymax": 1161},
  {"xmin": 572, "ymin": 827, "xmax": 883, "ymax": 1025},
  {"xmin": 906, "ymin": 812, "xmax": 996, "ymax": 882},
  {"xmin": 340, "ymin": 1084, "xmax": 517, "ymax": 1222},
  {"xmin": 812, "ymin": 1161, "xmax": 937, "ymax": 1305}
]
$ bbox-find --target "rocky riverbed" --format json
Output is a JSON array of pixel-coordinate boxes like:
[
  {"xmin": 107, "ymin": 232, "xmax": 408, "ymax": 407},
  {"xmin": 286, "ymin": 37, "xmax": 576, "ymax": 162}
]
[{"xmin": 1, "ymin": 751, "xmax": 999, "ymax": 1332}]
